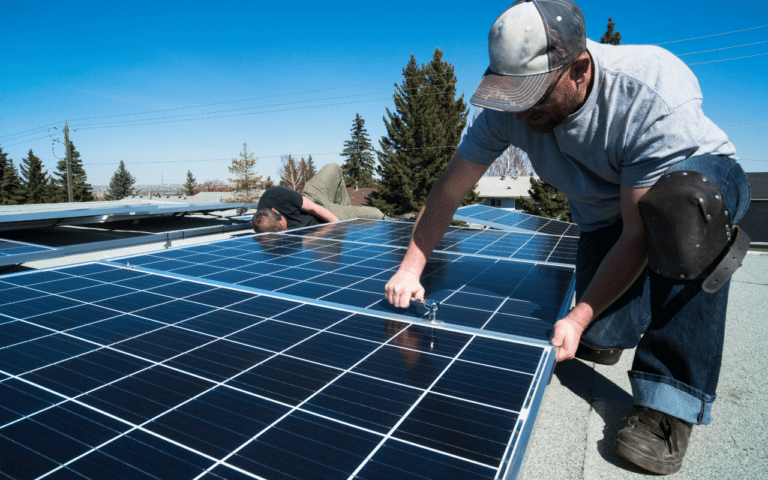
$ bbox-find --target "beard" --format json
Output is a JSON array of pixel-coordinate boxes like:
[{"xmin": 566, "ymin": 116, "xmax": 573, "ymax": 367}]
[{"xmin": 521, "ymin": 82, "xmax": 587, "ymax": 134}]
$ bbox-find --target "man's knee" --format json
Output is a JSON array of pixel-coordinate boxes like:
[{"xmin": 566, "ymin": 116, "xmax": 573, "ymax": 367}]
[{"xmin": 638, "ymin": 170, "xmax": 750, "ymax": 292}]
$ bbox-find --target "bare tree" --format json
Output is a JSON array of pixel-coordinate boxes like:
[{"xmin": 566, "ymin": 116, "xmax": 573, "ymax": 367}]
[
  {"xmin": 279, "ymin": 154, "xmax": 303, "ymax": 191},
  {"xmin": 485, "ymin": 145, "xmax": 533, "ymax": 177}
]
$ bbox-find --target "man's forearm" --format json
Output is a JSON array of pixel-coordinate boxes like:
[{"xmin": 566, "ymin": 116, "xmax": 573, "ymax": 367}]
[
  {"xmin": 398, "ymin": 199, "xmax": 457, "ymax": 277},
  {"xmin": 300, "ymin": 198, "xmax": 339, "ymax": 224},
  {"xmin": 569, "ymin": 232, "xmax": 648, "ymax": 330}
]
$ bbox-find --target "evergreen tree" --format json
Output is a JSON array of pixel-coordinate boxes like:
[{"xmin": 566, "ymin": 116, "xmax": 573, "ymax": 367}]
[
  {"xmin": 183, "ymin": 170, "xmax": 197, "ymax": 196},
  {"xmin": 372, "ymin": 49, "xmax": 472, "ymax": 216},
  {"xmin": 105, "ymin": 161, "xmax": 137, "ymax": 200},
  {"xmin": 20, "ymin": 149, "xmax": 51, "ymax": 204},
  {"xmin": 228, "ymin": 143, "xmax": 263, "ymax": 202},
  {"xmin": 517, "ymin": 177, "xmax": 573, "ymax": 222},
  {"xmin": 341, "ymin": 114, "xmax": 376, "ymax": 188},
  {"xmin": 305, "ymin": 155, "xmax": 317, "ymax": 180},
  {"xmin": 51, "ymin": 141, "xmax": 93, "ymax": 202},
  {"xmin": 600, "ymin": 17, "xmax": 622, "ymax": 45},
  {"xmin": 0, "ymin": 148, "xmax": 24, "ymax": 205}
]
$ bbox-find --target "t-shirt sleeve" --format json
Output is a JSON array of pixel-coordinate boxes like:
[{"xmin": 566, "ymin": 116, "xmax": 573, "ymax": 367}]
[
  {"xmin": 258, "ymin": 186, "xmax": 302, "ymax": 211},
  {"xmin": 457, "ymin": 108, "xmax": 513, "ymax": 166},
  {"xmin": 280, "ymin": 186, "xmax": 304, "ymax": 209}
]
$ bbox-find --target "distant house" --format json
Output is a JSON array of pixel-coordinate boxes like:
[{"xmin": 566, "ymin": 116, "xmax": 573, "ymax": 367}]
[
  {"xmin": 742, "ymin": 172, "xmax": 768, "ymax": 245},
  {"xmin": 346, "ymin": 187, "xmax": 378, "ymax": 207},
  {"xmin": 476, "ymin": 175, "xmax": 535, "ymax": 209}
]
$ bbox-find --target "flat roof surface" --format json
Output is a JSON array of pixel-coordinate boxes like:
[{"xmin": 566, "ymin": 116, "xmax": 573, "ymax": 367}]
[{"xmin": 520, "ymin": 252, "xmax": 768, "ymax": 479}]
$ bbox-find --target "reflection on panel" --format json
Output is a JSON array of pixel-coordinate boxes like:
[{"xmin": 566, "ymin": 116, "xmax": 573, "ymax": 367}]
[
  {"xmin": 455, "ymin": 204, "xmax": 580, "ymax": 237},
  {"xmin": 108, "ymin": 230, "xmax": 574, "ymax": 342}
]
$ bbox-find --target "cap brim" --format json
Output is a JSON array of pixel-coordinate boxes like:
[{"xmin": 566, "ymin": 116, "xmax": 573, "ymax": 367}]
[{"xmin": 470, "ymin": 67, "xmax": 557, "ymax": 112}]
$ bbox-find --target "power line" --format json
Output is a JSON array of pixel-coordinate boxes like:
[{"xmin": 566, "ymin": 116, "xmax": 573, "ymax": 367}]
[
  {"xmin": 723, "ymin": 124, "xmax": 768, "ymax": 130},
  {"xmin": 0, "ymin": 123, "xmax": 60, "ymax": 142},
  {"xmin": 654, "ymin": 24, "xmax": 768, "ymax": 45},
  {"xmin": 687, "ymin": 52, "xmax": 768, "ymax": 66},
  {"xmin": 3, "ymin": 25, "xmax": 768, "ymax": 142},
  {"xmin": 0, "ymin": 135, "xmax": 52, "ymax": 148},
  {"xmin": 67, "ymin": 67, "xmax": 485, "ymax": 123},
  {"xmin": 75, "ymin": 85, "xmax": 476, "ymax": 130},
  {"xmin": 677, "ymin": 41, "xmax": 768, "ymax": 57}
]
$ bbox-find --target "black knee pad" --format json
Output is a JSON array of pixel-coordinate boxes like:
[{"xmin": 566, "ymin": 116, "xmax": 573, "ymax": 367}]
[{"xmin": 638, "ymin": 170, "xmax": 750, "ymax": 292}]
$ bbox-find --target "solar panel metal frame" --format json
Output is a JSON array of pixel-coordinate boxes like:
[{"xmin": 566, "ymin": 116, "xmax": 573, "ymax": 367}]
[
  {"xmin": 0, "ymin": 261, "xmax": 559, "ymax": 480},
  {"xmin": 0, "ymin": 222, "xmax": 251, "ymax": 267},
  {"xmin": 0, "ymin": 201, "xmax": 257, "ymax": 232}
]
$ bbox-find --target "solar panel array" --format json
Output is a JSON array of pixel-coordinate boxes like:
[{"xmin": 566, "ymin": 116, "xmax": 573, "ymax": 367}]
[
  {"xmin": 454, "ymin": 205, "xmax": 580, "ymax": 238},
  {"xmin": 1, "ymin": 218, "xmax": 576, "ymax": 480},
  {"xmin": 0, "ymin": 262, "xmax": 554, "ymax": 480}
]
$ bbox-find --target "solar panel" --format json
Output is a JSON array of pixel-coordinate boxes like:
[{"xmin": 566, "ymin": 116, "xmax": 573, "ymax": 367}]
[
  {"xmin": 108, "ymin": 228, "xmax": 576, "ymax": 343},
  {"xmin": 0, "ymin": 238, "xmax": 55, "ymax": 259},
  {"xmin": 0, "ymin": 262, "xmax": 554, "ymax": 480},
  {"xmin": 283, "ymin": 219, "xmax": 577, "ymax": 266},
  {"xmin": 454, "ymin": 204, "xmax": 581, "ymax": 238}
]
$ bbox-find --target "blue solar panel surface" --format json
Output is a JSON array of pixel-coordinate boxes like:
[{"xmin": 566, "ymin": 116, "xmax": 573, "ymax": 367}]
[
  {"xmin": 454, "ymin": 205, "xmax": 581, "ymax": 238},
  {"xmin": 0, "ymin": 262, "xmax": 553, "ymax": 480},
  {"xmin": 0, "ymin": 239, "xmax": 55, "ymax": 258},
  {"xmin": 109, "ymin": 224, "xmax": 575, "ymax": 342},
  {"xmin": 283, "ymin": 219, "xmax": 577, "ymax": 266}
]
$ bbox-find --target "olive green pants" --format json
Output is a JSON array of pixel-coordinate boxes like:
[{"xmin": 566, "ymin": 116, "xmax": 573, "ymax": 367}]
[{"xmin": 302, "ymin": 163, "xmax": 385, "ymax": 221}]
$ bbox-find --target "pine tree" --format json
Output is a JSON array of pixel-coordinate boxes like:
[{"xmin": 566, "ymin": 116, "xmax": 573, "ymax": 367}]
[
  {"xmin": 0, "ymin": 148, "xmax": 24, "ymax": 205},
  {"xmin": 372, "ymin": 49, "xmax": 471, "ymax": 216},
  {"xmin": 20, "ymin": 149, "xmax": 51, "ymax": 204},
  {"xmin": 600, "ymin": 17, "xmax": 622, "ymax": 45},
  {"xmin": 183, "ymin": 170, "xmax": 197, "ymax": 196},
  {"xmin": 341, "ymin": 114, "xmax": 376, "ymax": 188},
  {"xmin": 305, "ymin": 155, "xmax": 317, "ymax": 181},
  {"xmin": 51, "ymin": 141, "xmax": 93, "ymax": 202},
  {"xmin": 228, "ymin": 143, "xmax": 263, "ymax": 202},
  {"xmin": 105, "ymin": 161, "xmax": 137, "ymax": 200},
  {"xmin": 297, "ymin": 158, "xmax": 309, "ymax": 192},
  {"xmin": 517, "ymin": 177, "xmax": 573, "ymax": 222}
]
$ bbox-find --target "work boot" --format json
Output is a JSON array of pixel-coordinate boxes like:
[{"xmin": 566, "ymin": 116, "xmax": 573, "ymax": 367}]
[
  {"xmin": 614, "ymin": 406, "xmax": 693, "ymax": 475},
  {"xmin": 575, "ymin": 341, "xmax": 623, "ymax": 365}
]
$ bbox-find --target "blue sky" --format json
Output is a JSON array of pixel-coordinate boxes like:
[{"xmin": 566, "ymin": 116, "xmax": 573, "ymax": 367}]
[{"xmin": 2, "ymin": 0, "xmax": 766, "ymax": 186}]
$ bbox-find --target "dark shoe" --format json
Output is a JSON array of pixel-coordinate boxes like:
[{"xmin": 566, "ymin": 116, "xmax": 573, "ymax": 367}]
[
  {"xmin": 614, "ymin": 406, "xmax": 693, "ymax": 475},
  {"xmin": 575, "ymin": 341, "xmax": 623, "ymax": 365}
]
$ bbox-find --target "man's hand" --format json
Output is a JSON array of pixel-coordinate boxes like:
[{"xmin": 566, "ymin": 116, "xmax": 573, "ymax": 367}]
[
  {"xmin": 385, "ymin": 270, "xmax": 425, "ymax": 309},
  {"xmin": 551, "ymin": 315, "xmax": 585, "ymax": 362}
]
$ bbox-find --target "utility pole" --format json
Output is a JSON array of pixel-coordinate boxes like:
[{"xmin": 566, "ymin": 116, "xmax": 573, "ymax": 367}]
[{"xmin": 63, "ymin": 121, "xmax": 74, "ymax": 202}]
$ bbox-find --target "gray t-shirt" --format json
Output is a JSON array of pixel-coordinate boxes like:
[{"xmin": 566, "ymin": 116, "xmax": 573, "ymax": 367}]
[{"xmin": 458, "ymin": 39, "xmax": 736, "ymax": 231}]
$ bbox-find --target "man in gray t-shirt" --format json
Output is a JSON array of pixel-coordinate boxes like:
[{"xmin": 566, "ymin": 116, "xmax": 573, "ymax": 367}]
[{"xmin": 383, "ymin": 0, "xmax": 750, "ymax": 475}]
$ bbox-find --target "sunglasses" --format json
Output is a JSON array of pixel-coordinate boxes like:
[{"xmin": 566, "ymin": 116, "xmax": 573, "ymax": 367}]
[{"xmin": 533, "ymin": 67, "xmax": 568, "ymax": 107}]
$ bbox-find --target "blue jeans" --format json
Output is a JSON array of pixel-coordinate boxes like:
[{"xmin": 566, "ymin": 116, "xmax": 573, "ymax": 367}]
[{"xmin": 577, "ymin": 155, "xmax": 751, "ymax": 425}]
